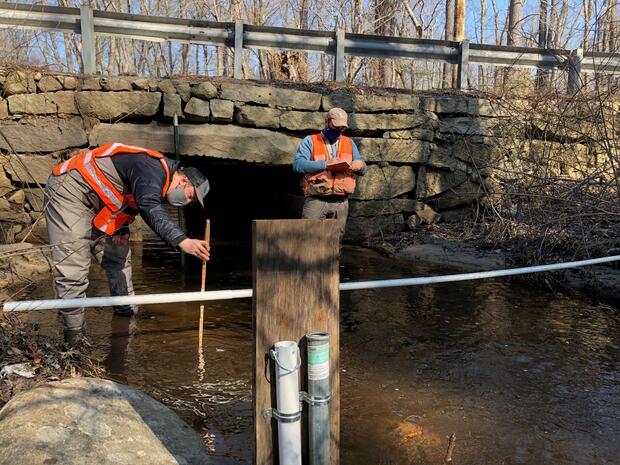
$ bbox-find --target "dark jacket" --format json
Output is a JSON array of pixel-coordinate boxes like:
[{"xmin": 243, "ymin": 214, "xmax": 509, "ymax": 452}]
[{"xmin": 111, "ymin": 153, "xmax": 187, "ymax": 248}]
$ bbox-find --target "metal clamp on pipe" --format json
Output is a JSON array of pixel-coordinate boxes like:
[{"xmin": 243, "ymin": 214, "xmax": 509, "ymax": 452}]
[
  {"xmin": 262, "ymin": 408, "xmax": 302, "ymax": 423},
  {"xmin": 299, "ymin": 391, "xmax": 331, "ymax": 406}
]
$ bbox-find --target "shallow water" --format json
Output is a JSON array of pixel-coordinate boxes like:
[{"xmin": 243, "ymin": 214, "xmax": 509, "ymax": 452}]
[{"xmin": 17, "ymin": 241, "xmax": 620, "ymax": 465}]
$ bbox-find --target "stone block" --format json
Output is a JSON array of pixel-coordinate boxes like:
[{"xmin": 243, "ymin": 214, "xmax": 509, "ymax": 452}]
[
  {"xmin": 220, "ymin": 82, "xmax": 321, "ymax": 110},
  {"xmin": 280, "ymin": 111, "xmax": 323, "ymax": 131},
  {"xmin": 131, "ymin": 78, "xmax": 150, "ymax": 90},
  {"xmin": 0, "ymin": 165, "xmax": 12, "ymax": 196},
  {"xmin": 184, "ymin": 97, "xmax": 210, "ymax": 122},
  {"xmin": 81, "ymin": 77, "xmax": 102, "ymax": 90},
  {"xmin": 25, "ymin": 189, "xmax": 46, "ymax": 211},
  {"xmin": 2, "ymin": 71, "xmax": 36, "ymax": 96},
  {"xmin": 62, "ymin": 76, "xmax": 78, "ymax": 90},
  {"xmin": 7, "ymin": 189, "xmax": 25, "ymax": 205},
  {"xmin": 438, "ymin": 117, "xmax": 498, "ymax": 137},
  {"xmin": 210, "ymin": 99, "xmax": 234, "ymax": 122},
  {"xmin": 351, "ymin": 165, "xmax": 415, "ymax": 200},
  {"xmin": 173, "ymin": 81, "xmax": 192, "ymax": 102},
  {"xmin": 426, "ymin": 146, "xmax": 473, "ymax": 172},
  {"xmin": 90, "ymin": 122, "xmax": 302, "ymax": 165},
  {"xmin": 322, "ymin": 92, "xmax": 420, "ymax": 112},
  {"xmin": 158, "ymin": 79, "xmax": 177, "ymax": 94},
  {"xmin": 0, "ymin": 99, "xmax": 7, "ymax": 119},
  {"xmin": 163, "ymin": 93, "xmax": 182, "ymax": 120},
  {"xmin": 0, "ymin": 117, "xmax": 87, "ymax": 153},
  {"xmin": 354, "ymin": 138, "xmax": 430, "ymax": 164},
  {"xmin": 3, "ymin": 155, "xmax": 57, "ymax": 184},
  {"xmin": 7, "ymin": 94, "xmax": 57, "ymax": 115},
  {"xmin": 420, "ymin": 96, "xmax": 469, "ymax": 114},
  {"xmin": 345, "ymin": 214, "xmax": 405, "ymax": 241},
  {"xmin": 349, "ymin": 113, "xmax": 433, "ymax": 131},
  {"xmin": 348, "ymin": 198, "xmax": 420, "ymax": 217},
  {"xmin": 43, "ymin": 91, "xmax": 78, "ymax": 114},
  {"xmin": 416, "ymin": 167, "xmax": 468, "ymax": 199},
  {"xmin": 75, "ymin": 91, "xmax": 161, "ymax": 120},
  {"xmin": 383, "ymin": 127, "xmax": 435, "ymax": 142},
  {"xmin": 428, "ymin": 180, "xmax": 482, "ymax": 209},
  {"xmin": 37, "ymin": 75, "xmax": 63, "ymax": 93},
  {"xmin": 235, "ymin": 105, "xmax": 281, "ymax": 129},
  {"xmin": 191, "ymin": 82, "xmax": 218, "ymax": 100},
  {"xmin": 15, "ymin": 216, "xmax": 48, "ymax": 244},
  {"xmin": 101, "ymin": 77, "xmax": 133, "ymax": 91}
]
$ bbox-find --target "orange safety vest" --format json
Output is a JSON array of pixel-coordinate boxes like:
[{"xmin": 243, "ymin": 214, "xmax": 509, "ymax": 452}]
[
  {"xmin": 302, "ymin": 134, "xmax": 356, "ymax": 197},
  {"xmin": 52, "ymin": 143, "xmax": 170, "ymax": 235}
]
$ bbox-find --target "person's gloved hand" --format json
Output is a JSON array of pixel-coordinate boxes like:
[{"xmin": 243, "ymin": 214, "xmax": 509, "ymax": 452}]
[
  {"xmin": 112, "ymin": 233, "xmax": 130, "ymax": 246},
  {"xmin": 351, "ymin": 160, "xmax": 365, "ymax": 173},
  {"xmin": 179, "ymin": 238, "xmax": 210, "ymax": 261}
]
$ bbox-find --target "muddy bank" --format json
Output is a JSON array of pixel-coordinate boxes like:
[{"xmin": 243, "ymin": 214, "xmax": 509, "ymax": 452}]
[
  {"xmin": 0, "ymin": 243, "xmax": 51, "ymax": 301},
  {"xmin": 379, "ymin": 235, "xmax": 620, "ymax": 307}
]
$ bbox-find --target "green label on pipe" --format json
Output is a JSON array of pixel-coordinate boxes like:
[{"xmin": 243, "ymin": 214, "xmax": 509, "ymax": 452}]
[{"xmin": 308, "ymin": 342, "xmax": 329, "ymax": 380}]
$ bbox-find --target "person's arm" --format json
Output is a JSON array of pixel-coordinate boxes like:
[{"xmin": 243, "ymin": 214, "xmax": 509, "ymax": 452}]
[
  {"xmin": 293, "ymin": 136, "xmax": 326, "ymax": 174},
  {"xmin": 351, "ymin": 140, "xmax": 368, "ymax": 175}
]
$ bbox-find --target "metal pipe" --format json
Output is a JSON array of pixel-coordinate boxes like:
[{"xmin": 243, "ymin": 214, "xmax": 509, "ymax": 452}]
[
  {"xmin": 4, "ymin": 254, "xmax": 620, "ymax": 312},
  {"xmin": 271, "ymin": 341, "xmax": 302, "ymax": 465},
  {"xmin": 306, "ymin": 332, "xmax": 330, "ymax": 465}
]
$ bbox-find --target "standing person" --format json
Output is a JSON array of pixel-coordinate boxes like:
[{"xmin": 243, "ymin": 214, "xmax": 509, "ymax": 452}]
[
  {"xmin": 293, "ymin": 107, "xmax": 367, "ymax": 243},
  {"xmin": 45, "ymin": 142, "xmax": 211, "ymax": 343}
]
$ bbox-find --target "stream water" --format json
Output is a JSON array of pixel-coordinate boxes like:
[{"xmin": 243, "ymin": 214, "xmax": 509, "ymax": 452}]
[{"xmin": 18, "ymin": 241, "xmax": 620, "ymax": 465}]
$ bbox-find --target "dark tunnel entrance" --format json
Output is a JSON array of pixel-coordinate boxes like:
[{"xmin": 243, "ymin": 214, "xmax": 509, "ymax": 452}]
[{"xmin": 178, "ymin": 157, "xmax": 304, "ymax": 243}]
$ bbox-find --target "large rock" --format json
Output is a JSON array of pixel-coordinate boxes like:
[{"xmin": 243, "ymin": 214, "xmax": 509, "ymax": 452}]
[
  {"xmin": 0, "ymin": 117, "xmax": 87, "ymax": 153},
  {"xmin": 209, "ymin": 99, "xmax": 234, "ymax": 122},
  {"xmin": 90, "ymin": 122, "xmax": 301, "ymax": 165},
  {"xmin": 349, "ymin": 198, "xmax": 420, "ymax": 217},
  {"xmin": 220, "ymin": 82, "xmax": 321, "ymax": 110},
  {"xmin": 383, "ymin": 127, "xmax": 435, "ymax": 142},
  {"xmin": 0, "ymin": 165, "xmax": 12, "ymax": 195},
  {"xmin": 235, "ymin": 105, "xmax": 281, "ymax": 129},
  {"xmin": 7, "ymin": 94, "xmax": 57, "ymax": 115},
  {"xmin": 345, "ymin": 214, "xmax": 405, "ymax": 241},
  {"xmin": 191, "ymin": 81, "xmax": 218, "ymax": 100},
  {"xmin": 349, "ymin": 113, "xmax": 434, "ymax": 131},
  {"xmin": 322, "ymin": 92, "xmax": 420, "ymax": 112},
  {"xmin": 37, "ymin": 75, "xmax": 63, "ymax": 92},
  {"xmin": 101, "ymin": 76, "xmax": 133, "ymax": 91},
  {"xmin": 416, "ymin": 167, "xmax": 468, "ymax": 199},
  {"xmin": 184, "ymin": 97, "xmax": 210, "ymax": 122},
  {"xmin": 75, "ymin": 91, "xmax": 161, "ymax": 120},
  {"xmin": 351, "ymin": 165, "xmax": 416, "ymax": 200},
  {"xmin": 2, "ymin": 71, "xmax": 36, "ymax": 96},
  {"xmin": 354, "ymin": 138, "xmax": 430, "ymax": 164},
  {"xmin": 44, "ymin": 91, "xmax": 78, "ymax": 114},
  {"xmin": 0, "ymin": 377, "xmax": 211, "ymax": 465},
  {"xmin": 280, "ymin": 110, "xmax": 323, "ymax": 131},
  {"xmin": 3, "ymin": 155, "xmax": 57, "ymax": 184},
  {"xmin": 428, "ymin": 180, "xmax": 483, "ymax": 210},
  {"xmin": 25, "ymin": 189, "xmax": 46, "ymax": 211},
  {"xmin": 420, "ymin": 96, "xmax": 469, "ymax": 114},
  {"xmin": 63, "ymin": 76, "xmax": 78, "ymax": 90},
  {"xmin": 438, "ymin": 117, "xmax": 499, "ymax": 137},
  {"xmin": 0, "ymin": 99, "xmax": 7, "ymax": 119},
  {"xmin": 163, "ymin": 93, "xmax": 182, "ymax": 119}
]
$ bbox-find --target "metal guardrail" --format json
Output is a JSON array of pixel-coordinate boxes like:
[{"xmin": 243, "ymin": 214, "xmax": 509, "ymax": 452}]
[{"xmin": 1, "ymin": 2, "xmax": 619, "ymax": 89}]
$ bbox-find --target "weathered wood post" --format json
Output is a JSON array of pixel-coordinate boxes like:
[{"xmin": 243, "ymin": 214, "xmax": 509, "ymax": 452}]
[
  {"xmin": 79, "ymin": 5, "xmax": 96, "ymax": 75},
  {"xmin": 253, "ymin": 219, "xmax": 341, "ymax": 465},
  {"xmin": 568, "ymin": 47, "xmax": 583, "ymax": 93}
]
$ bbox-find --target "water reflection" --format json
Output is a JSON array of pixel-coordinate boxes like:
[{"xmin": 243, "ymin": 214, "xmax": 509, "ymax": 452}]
[{"xmin": 16, "ymin": 242, "xmax": 620, "ymax": 465}]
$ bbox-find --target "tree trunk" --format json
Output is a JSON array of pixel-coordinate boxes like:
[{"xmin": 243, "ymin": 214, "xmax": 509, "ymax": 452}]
[
  {"xmin": 507, "ymin": 0, "xmax": 523, "ymax": 46},
  {"xmin": 443, "ymin": 0, "xmax": 455, "ymax": 88},
  {"xmin": 536, "ymin": 0, "xmax": 548, "ymax": 87}
]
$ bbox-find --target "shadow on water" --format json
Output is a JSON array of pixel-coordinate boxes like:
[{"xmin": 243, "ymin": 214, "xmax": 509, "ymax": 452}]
[{"xmin": 19, "ymin": 241, "xmax": 620, "ymax": 465}]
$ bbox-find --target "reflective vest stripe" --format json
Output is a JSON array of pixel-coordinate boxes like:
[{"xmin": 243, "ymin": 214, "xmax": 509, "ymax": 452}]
[{"xmin": 81, "ymin": 151, "xmax": 124, "ymax": 210}]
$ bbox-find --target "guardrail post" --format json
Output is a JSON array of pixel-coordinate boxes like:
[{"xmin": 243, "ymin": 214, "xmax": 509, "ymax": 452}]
[
  {"xmin": 333, "ymin": 28, "xmax": 345, "ymax": 82},
  {"xmin": 233, "ymin": 20, "xmax": 244, "ymax": 79},
  {"xmin": 457, "ymin": 39, "xmax": 469, "ymax": 89},
  {"xmin": 79, "ymin": 5, "xmax": 96, "ymax": 75},
  {"xmin": 568, "ymin": 47, "xmax": 583, "ymax": 93}
]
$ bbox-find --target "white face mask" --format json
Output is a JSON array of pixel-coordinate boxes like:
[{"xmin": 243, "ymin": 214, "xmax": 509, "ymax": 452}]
[{"xmin": 166, "ymin": 186, "xmax": 189, "ymax": 207}]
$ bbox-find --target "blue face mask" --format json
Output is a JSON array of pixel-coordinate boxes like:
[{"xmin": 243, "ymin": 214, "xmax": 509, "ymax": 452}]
[
  {"xmin": 166, "ymin": 186, "xmax": 189, "ymax": 207},
  {"xmin": 323, "ymin": 127, "xmax": 343, "ymax": 143}
]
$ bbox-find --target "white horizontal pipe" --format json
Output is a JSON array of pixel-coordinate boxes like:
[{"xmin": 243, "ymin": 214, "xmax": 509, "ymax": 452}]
[{"xmin": 4, "ymin": 255, "xmax": 620, "ymax": 312}]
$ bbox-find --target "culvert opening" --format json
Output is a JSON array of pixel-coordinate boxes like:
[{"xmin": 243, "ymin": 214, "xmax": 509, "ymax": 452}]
[{"xmin": 179, "ymin": 157, "xmax": 303, "ymax": 242}]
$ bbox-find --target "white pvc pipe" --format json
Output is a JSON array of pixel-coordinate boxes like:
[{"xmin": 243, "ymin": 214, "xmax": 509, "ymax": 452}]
[
  {"xmin": 272, "ymin": 341, "xmax": 302, "ymax": 465},
  {"xmin": 4, "ymin": 255, "xmax": 620, "ymax": 312}
]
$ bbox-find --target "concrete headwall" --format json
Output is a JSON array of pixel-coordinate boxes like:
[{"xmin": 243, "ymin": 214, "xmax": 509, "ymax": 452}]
[{"xmin": 0, "ymin": 69, "xmax": 601, "ymax": 243}]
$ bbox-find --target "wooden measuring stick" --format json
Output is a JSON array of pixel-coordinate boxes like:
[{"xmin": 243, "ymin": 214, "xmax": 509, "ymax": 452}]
[{"xmin": 198, "ymin": 219, "xmax": 210, "ymax": 348}]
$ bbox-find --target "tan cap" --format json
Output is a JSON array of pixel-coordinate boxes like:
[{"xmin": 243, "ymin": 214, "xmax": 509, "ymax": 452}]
[{"xmin": 326, "ymin": 107, "xmax": 348, "ymax": 128}]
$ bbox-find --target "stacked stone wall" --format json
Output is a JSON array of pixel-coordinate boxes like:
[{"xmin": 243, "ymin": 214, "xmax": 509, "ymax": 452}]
[{"xmin": 0, "ymin": 69, "xmax": 603, "ymax": 243}]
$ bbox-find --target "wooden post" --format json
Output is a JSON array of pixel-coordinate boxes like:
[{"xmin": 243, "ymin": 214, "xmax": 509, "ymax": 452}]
[
  {"xmin": 79, "ymin": 5, "xmax": 96, "ymax": 75},
  {"xmin": 568, "ymin": 47, "xmax": 583, "ymax": 93},
  {"xmin": 253, "ymin": 219, "xmax": 340, "ymax": 465}
]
